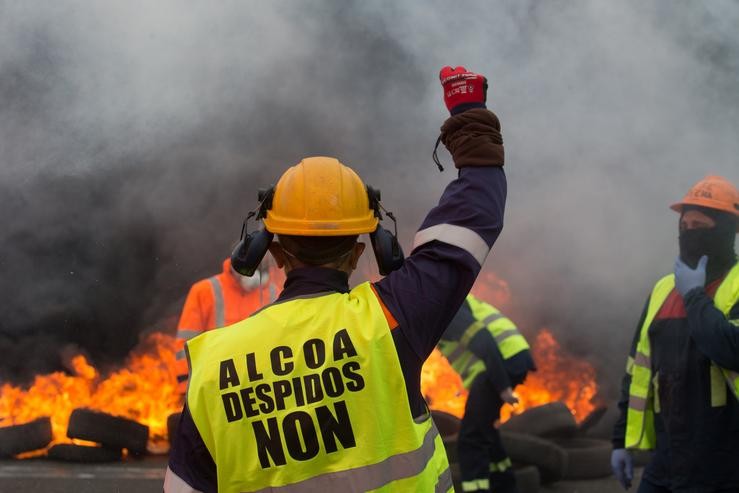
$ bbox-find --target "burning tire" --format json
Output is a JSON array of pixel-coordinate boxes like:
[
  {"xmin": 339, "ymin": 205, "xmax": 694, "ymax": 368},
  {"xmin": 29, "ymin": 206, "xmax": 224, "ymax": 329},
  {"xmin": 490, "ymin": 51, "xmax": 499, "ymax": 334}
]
[
  {"xmin": 47, "ymin": 444, "xmax": 122, "ymax": 462},
  {"xmin": 577, "ymin": 405, "xmax": 608, "ymax": 435},
  {"xmin": 500, "ymin": 431, "xmax": 567, "ymax": 483},
  {"xmin": 167, "ymin": 412, "xmax": 182, "ymax": 446},
  {"xmin": 553, "ymin": 438, "xmax": 612, "ymax": 479},
  {"xmin": 0, "ymin": 417, "xmax": 53, "ymax": 457},
  {"xmin": 67, "ymin": 408, "xmax": 149, "ymax": 455},
  {"xmin": 499, "ymin": 402, "xmax": 577, "ymax": 438},
  {"xmin": 449, "ymin": 463, "xmax": 540, "ymax": 493},
  {"xmin": 431, "ymin": 410, "xmax": 461, "ymax": 437}
]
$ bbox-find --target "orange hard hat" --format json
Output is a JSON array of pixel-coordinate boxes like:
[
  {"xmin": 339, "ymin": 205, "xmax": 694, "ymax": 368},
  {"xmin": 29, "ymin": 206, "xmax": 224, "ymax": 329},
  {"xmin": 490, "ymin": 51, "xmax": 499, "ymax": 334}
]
[
  {"xmin": 670, "ymin": 175, "xmax": 739, "ymax": 231},
  {"xmin": 263, "ymin": 156, "xmax": 379, "ymax": 236}
]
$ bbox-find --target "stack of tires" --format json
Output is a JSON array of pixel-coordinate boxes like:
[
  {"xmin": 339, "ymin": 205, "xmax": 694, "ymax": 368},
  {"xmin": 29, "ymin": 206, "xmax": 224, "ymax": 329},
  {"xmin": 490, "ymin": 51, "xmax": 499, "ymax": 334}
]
[
  {"xmin": 0, "ymin": 408, "xmax": 149, "ymax": 462},
  {"xmin": 433, "ymin": 402, "xmax": 614, "ymax": 493}
]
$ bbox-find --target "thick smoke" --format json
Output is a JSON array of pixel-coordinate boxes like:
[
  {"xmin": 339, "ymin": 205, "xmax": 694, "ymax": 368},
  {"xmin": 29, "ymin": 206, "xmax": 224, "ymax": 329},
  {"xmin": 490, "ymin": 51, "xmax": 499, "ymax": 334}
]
[{"xmin": 1, "ymin": 1, "xmax": 737, "ymax": 400}]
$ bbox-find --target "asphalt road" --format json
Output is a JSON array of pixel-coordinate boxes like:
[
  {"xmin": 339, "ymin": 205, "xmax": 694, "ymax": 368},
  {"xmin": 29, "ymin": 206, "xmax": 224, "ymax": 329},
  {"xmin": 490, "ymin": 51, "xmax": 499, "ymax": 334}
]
[{"xmin": 0, "ymin": 456, "xmax": 639, "ymax": 493}]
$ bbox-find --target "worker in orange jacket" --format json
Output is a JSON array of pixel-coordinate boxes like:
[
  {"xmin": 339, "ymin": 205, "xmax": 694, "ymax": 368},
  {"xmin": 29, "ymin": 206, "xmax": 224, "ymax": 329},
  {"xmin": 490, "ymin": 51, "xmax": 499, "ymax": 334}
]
[{"xmin": 174, "ymin": 258, "xmax": 276, "ymax": 394}]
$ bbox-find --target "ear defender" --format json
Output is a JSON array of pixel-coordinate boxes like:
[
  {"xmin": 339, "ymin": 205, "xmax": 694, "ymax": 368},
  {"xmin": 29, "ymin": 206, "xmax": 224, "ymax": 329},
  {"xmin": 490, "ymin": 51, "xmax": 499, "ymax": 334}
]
[
  {"xmin": 231, "ymin": 187, "xmax": 275, "ymax": 276},
  {"xmin": 367, "ymin": 186, "xmax": 405, "ymax": 275}
]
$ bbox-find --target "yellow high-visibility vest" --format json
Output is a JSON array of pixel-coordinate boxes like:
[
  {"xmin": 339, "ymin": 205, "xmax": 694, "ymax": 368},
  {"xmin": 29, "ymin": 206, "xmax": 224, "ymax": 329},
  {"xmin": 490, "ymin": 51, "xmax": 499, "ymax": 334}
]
[
  {"xmin": 625, "ymin": 262, "xmax": 739, "ymax": 450},
  {"xmin": 439, "ymin": 294, "xmax": 530, "ymax": 389},
  {"xmin": 186, "ymin": 282, "xmax": 453, "ymax": 493}
]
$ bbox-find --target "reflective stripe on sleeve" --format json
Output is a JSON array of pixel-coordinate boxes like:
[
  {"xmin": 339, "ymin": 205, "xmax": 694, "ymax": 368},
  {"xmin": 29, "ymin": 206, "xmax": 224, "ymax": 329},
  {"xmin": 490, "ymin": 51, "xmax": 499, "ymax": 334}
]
[
  {"xmin": 175, "ymin": 349, "xmax": 186, "ymax": 361},
  {"xmin": 489, "ymin": 457, "xmax": 512, "ymax": 472},
  {"xmin": 253, "ymin": 425, "xmax": 440, "ymax": 492},
  {"xmin": 710, "ymin": 365, "xmax": 728, "ymax": 407},
  {"xmin": 462, "ymin": 479, "xmax": 490, "ymax": 491},
  {"xmin": 163, "ymin": 466, "xmax": 203, "ymax": 493},
  {"xmin": 176, "ymin": 329, "xmax": 202, "ymax": 341},
  {"xmin": 208, "ymin": 277, "xmax": 225, "ymax": 328},
  {"xmin": 412, "ymin": 224, "xmax": 490, "ymax": 266},
  {"xmin": 493, "ymin": 328, "xmax": 520, "ymax": 346}
]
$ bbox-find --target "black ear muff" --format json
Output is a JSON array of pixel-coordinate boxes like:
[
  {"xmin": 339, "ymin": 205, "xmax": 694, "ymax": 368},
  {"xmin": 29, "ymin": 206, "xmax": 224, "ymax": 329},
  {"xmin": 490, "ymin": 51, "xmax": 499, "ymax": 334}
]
[
  {"xmin": 231, "ymin": 187, "xmax": 275, "ymax": 276},
  {"xmin": 370, "ymin": 225, "xmax": 404, "ymax": 275},
  {"xmin": 367, "ymin": 185, "xmax": 404, "ymax": 275}
]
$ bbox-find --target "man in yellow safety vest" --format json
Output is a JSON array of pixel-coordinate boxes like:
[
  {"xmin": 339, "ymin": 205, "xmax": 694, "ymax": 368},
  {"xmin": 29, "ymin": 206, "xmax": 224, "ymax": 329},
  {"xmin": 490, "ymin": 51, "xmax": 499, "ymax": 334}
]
[
  {"xmin": 438, "ymin": 294, "xmax": 535, "ymax": 493},
  {"xmin": 165, "ymin": 66, "xmax": 508, "ymax": 492},
  {"xmin": 611, "ymin": 176, "xmax": 739, "ymax": 493}
]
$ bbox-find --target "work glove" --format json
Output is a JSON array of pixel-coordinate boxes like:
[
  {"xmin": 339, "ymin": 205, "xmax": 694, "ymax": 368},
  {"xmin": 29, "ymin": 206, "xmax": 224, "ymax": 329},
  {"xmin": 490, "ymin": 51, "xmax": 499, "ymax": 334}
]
[
  {"xmin": 610, "ymin": 448, "xmax": 633, "ymax": 490},
  {"xmin": 439, "ymin": 66, "xmax": 488, "ymax": 114},
  {"xmin": 499, "ymin": 387, "xmax": 519, "ymax": 405},
  {"xmin": 674, "ymin": 254, "xmax": 707, "ymax": 297}
]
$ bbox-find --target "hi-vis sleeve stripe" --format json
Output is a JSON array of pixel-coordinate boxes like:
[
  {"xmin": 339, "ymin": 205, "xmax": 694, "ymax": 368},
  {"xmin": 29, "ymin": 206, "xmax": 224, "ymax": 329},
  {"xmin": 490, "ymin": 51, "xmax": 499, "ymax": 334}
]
[
  {"xmin": 252, "ymin": 426, "xmax": 444, "ymax": 493},
  {"xmin": 176, "ymin": 329, "xmax": 203, "ymax": 341},
  {"xmin": 207, "ymin": 277, "xmax": 225, "ymax": 328},
  {"xmin": 412, "ymin": 224, "xmax": 490, "ymax": 266},
  {"xmin": 164, "ymin": 466, "xmax": 203, "ymax": 493}
]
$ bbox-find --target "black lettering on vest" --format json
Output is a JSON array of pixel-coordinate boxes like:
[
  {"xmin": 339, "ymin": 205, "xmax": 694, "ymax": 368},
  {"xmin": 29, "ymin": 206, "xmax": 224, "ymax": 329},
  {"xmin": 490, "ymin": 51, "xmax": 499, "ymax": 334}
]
[
  {"xmin": 283, "ymin": 411, "xmax": 319, "ymax": 461},
  {"xmin": 221, "ymin": 392, "xmax": 243, "ymax": 422},
  {"xmin": 219, "ymin": 359, "xmax": 240, "ymax": 390},
  {"xmin": 303, "ymin": 338, "xmax": 326, "ymax": 369},
  {"xmin": 316, "ymin": 401, "xmax": 356, "ymax": 453},
  {"xmin": 333, "ymin": 328, "xmax": 357, "ymax": 360},
  {"xmin": 292, "ymin": 376, "xmax": 306, "ymax": 407},
  {"xmin": 321, "ymin": 367, "xmax": 344, "ymax": 398},
  {"xmin": 239, "ymin": 387, "xmax": 259, "ymax": 418},
  {"xmin": 271, "ymin": 346, "xmax": 294, "ymax": 376},
  {"xmin": 304, "ymin": 374, "xmax": 324, "ymax": 404},
  {"xmin": 253, "ymin": 417, "xmax": 286, "ymax": 468},
  {"xmin": 273, "ymin": 379, "xmax": 293, "ymax": 411},
  {"xmin": 342, "ymin": 361, "xmax": 365, "ymax": 392},
  {"xmin": 255, "ymin": 383, "xmax": 275, "ymax": 414},
  {"xmin": 246, "ymin": 352, "xmax": 264, "ymax": 381}
]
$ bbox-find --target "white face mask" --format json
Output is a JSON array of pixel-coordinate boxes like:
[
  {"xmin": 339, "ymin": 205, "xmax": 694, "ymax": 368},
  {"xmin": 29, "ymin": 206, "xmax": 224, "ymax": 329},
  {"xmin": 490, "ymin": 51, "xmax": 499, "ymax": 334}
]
[{"xmin": 236, "ymin": 270, "xmax": 269, "ymax": 292}]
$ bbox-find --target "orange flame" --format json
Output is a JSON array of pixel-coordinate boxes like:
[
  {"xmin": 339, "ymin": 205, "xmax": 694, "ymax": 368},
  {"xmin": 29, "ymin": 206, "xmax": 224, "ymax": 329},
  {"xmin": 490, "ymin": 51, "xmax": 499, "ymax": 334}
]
[
  {"xmin": 0, "ymin": 333, "xmax": 181, "ymax": 455},
  {"xmin": 422, "ymin": 328, "xmax": 598, "ymax": 423}
]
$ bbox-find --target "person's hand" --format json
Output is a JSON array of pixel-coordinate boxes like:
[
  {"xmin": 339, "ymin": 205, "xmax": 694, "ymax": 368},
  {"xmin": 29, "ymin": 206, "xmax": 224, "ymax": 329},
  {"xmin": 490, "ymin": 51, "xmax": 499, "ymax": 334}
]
[
  {"xmin": 439, "ymin": 66, "xmax": 488, "ymax": 114},
  {"xmin": 674, "ymin": 255, "xmax": 707, "ymax": 297},
  {"xmin": 499, "ymin": 387, "xmax": 519, "ymax": 405},
  {"xmin": 610, "ymin": 448, "xmax": 633, "ymax": 490}
]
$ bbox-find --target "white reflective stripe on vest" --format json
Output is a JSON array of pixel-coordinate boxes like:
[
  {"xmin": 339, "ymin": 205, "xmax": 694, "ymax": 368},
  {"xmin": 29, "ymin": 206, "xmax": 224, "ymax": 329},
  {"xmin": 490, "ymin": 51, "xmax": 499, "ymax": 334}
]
[
  {"xmin": 446, "ymin": 313, "xmax": 504, "ymax": 363},
  {"xmin": 176, "ymin": 329, "xmax": 202, "ymax": 341},
  {"xmin": 207, "ymin": 276, "xmax": 225, "ymax": 328},
  {"xmin": 163, "ymin": 466, "xmax": 203, "ymax": 493},
  {"xmin": 412, "ymin": 224, "xmax": 490, "ymax": 266},
  {"xmin": 251, "ymin": 425, "xmax": 441, "ymax": 493}
]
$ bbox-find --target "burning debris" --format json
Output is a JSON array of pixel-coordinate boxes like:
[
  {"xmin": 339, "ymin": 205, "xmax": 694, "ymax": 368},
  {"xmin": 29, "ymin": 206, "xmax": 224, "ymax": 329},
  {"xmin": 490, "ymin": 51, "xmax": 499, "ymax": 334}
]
[{"xmin": 0, "ymin": 333, "xmax": 180, "ymax": 459}]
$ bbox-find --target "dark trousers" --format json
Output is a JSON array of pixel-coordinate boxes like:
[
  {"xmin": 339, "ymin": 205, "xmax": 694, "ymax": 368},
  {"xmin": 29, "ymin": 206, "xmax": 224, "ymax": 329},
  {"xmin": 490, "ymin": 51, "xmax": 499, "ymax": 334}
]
[
  {"xmin": 638, "ymin": 477, "xmax": 672, "ymax": 493},
  {"xmin": 457, "ymin": 372, "xmax": 526, "ymax": 493}
]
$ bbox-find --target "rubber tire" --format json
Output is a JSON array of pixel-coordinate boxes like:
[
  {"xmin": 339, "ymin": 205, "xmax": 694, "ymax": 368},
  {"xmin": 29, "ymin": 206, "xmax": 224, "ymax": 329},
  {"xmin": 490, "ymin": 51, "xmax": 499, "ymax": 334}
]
[
  {"xmin": 499, "ymin": 402, "xmax": 577, "ymax": 438},
  {"xmin": 0, "ymin": 417, "xmax": 53, "ymax": 457},
  {"xmin": 500, "ymin": 431, "xmax": 567, "ymax": 483},
  {"xmin": 67, "ymin": 408, "xmax": 149, "ymax": 455},
  {"xmin": 431, "ymin": 410, "xmax": 462, "ymax": 437},
  {"xmin": 577, "ymin": 405, "xmax": 608, "ymax": 435},
  {"xmin": 553, "ymin": 438, "xmax": 612, "ymax": 479},
  {"xmin": 514, "ymin": 465, "xmax": 541, "ymax": 493},
  {"xmin": 47, "ymin": 444, "xmax": 122, "ymax": 462},
  {"xmin": 448, "ymin": 462, "xmax": 540, "ymax": 493},
  {"xmin": 167, "ymin": 412, "xmax": 182, "ymax": 446}
]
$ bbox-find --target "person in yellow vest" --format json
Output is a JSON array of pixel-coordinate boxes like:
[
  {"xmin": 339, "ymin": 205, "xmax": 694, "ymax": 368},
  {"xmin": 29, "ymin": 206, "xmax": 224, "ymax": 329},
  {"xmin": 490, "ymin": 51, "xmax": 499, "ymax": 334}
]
[
  {"xmin": 165, "ymin": 66, "xmax": 508, "ymax": 492},
  {"xmin": 173, "ymin": 258, "xmax": 276, "ymax": 395},
  {"xmin": 438, "ymin": 294, "xmax": 535, "ymax": 493},
  {"xmin": 611, "ymin": 176, "xmax": 739, "ymax": 493}
]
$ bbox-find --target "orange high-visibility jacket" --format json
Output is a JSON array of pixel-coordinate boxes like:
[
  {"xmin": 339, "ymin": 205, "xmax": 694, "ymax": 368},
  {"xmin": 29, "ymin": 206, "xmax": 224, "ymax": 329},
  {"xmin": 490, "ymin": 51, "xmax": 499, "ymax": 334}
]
[{"xmin": 174, "ymin": 258, "xmax": 274, "ymax": 393}]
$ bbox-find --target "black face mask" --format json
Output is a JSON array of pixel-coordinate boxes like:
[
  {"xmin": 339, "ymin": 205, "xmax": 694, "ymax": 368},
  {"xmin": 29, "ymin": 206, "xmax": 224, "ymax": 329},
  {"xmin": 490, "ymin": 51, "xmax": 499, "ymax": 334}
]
[{"xmin": 678, "ymin": 220, "xmax": 736, "ymax": 280}]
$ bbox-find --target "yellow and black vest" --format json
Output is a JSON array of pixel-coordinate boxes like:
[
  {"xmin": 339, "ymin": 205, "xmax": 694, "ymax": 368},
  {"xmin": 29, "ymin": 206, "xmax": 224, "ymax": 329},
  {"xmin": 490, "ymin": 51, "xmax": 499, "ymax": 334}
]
[
  {"xmin": 438, "ymin": 294, "xmax": 530, "ymax": 389},
  {"xmin": 625, "ymin": 263, "xmax": 739, "ymax": 450},
  {"xmin": 186, "ymin": 282, "xmax": 453, "ymax": 493}
]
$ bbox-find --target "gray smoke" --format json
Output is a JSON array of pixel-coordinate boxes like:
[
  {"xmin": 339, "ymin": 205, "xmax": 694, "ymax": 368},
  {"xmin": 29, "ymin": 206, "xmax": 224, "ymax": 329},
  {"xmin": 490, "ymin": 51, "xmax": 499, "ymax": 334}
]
[{"xmin": 1, "ymin": 1, "xmax": 737, "ymax": 400}]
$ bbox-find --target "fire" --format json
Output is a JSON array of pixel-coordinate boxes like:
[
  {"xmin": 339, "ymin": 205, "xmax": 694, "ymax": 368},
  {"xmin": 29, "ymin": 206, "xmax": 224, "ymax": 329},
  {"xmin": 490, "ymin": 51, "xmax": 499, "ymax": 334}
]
[
  {"xmin": 0, "ymin": 332, "xmax": 181, "ymax": 455},
  {"xmin": 422, "ymin": 328, "xmax": 598, "ymax": 423}
]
